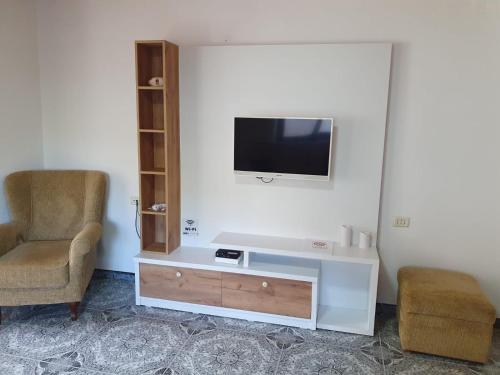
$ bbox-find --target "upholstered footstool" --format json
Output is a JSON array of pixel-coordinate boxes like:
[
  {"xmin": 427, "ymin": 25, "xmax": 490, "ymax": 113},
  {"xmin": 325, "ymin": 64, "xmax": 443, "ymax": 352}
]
[{"xmin": 397, "ymin": 267, "xmax": 496, "ymax": 363}]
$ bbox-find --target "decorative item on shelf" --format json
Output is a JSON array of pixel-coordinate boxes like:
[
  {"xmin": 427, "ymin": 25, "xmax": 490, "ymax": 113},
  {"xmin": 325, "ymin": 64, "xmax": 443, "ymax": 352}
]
[
  {"xmin": 359, "ymin": 231, "xmax": 371, "ymax": 249},
  {"xmin": 148, "ymin": 77, "xmax": 164, "ymax": 87},
  {"xmin": 339, "ymin": 224, "xmax": 352, "ymax": 247},
  {"xmin": 149, "ymin": 203, "xmax": 167, "ymax": 212}
]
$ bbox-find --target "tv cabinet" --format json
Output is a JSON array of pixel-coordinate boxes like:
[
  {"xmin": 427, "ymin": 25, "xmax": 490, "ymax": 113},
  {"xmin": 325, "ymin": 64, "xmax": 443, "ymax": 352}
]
[{"xmin": 134, "ymin": 232, "xmax": 379, "ymax": 335}]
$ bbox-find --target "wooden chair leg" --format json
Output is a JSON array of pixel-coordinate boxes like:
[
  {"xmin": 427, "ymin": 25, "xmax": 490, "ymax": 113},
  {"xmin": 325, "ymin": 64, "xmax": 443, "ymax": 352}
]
[{"xmin": 69, "ymin": 302, "xmax": 79, "ymax": 321}]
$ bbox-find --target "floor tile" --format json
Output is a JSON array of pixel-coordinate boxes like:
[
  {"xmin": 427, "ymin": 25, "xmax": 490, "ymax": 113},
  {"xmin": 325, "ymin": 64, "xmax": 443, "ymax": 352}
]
[
  {"xmin": 168, "ymin": 350, "xmax": 277, "ymax": 375},
  {"xmin": 379, "ymin": 333, "xmax": 498, "ymax": 374},
  {"xmin": 100, "ymin": 305, "xmax": 139, "ymax": 323},
  {"xmin": 303, "ymin": 327, "xmax": 380, "ymax": 349},
  {"xmin": 0, "ymin": 305, "xmax": 44, "ymax": 325},
  {"xmin": 265, "ymin": 326, "xmax": 306, "ymax": 350},
  {"xmin": 102, "ymin": 305, "xmax": 206, "ymax": 325},
  {"xmin": 178, "ymin": 315, "xmax": 217, "ymax": 336},
  {"xmin": 3, "ymin": 273, "xmax": 494, "ymax": 375},
  {"xmin": 170, "ymin": 330, "xmax": 279, "ymax": 375},
  {"xmin": 0, "ymin": 309, "xmax": 106, "ymax": 361},
  {"xmin": 276, "ymin": 341, "xmax": 384, "ymax": 375},
  {"xmin": 81, "ymin": 278, "xmax": 135, "ymax": 310},
  {"xmin": 257, "ymin": 323, "xmax": 377, "ymax": 352},
  {"xmin": 378, "ymin": 317, "xmax": 402, "ymax": 353},
  {"xmin": 0, "ymin": 353, "xmax": 38, "ymax": 375},
  {"xmin": 384, "ymin": 355, "xmax": 476, "ymax": 374},
  {"xmin": 0, "ymin": 352, "xmax": 106, "ymax": 375},
  {"xmin": 468, "ymin": 362, "xmax": 500, "ymax": 375},
  {"xmin": 201, "ymin": 314, "xmax": 284, "ymax": 335},
  {"xmin": 77, "ymin": 317, "xmax": 190, "ymax": 374},
  {"xmin": 134, "ymin": 305, "xmax": 201, "ymax": 323},
  {"xmin": 180, "ymin": 328, "xmax": 281, "ymax": 373}
]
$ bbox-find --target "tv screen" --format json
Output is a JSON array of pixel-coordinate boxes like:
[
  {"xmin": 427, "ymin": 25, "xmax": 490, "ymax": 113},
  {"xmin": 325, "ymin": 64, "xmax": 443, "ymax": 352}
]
[{"xmin": 234, "ymin": 117, "xmax": 333, "ymax": 180}]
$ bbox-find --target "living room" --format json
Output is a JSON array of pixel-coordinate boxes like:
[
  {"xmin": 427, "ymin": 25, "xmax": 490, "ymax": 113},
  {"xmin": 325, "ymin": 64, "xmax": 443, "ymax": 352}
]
[{"xmin": 0, "ymin": 1, "xmax": 498, "ymax": 374}]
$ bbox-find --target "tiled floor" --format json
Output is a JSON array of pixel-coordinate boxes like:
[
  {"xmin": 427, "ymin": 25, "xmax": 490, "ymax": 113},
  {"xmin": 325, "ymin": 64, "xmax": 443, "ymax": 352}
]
[{"xmin": 0, "ymin": 271, "xmax": 498, "ymax": 375}]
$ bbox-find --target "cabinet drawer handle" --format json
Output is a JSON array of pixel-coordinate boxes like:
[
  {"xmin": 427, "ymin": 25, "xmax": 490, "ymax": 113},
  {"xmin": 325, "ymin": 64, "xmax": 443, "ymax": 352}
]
[
  {"xmin": 262, "ymin": 281, "xmax": 268, "ymax": 288},
  {"xmin": 176, "ymin": 272, "xmax": 182, "ymax": 278}
]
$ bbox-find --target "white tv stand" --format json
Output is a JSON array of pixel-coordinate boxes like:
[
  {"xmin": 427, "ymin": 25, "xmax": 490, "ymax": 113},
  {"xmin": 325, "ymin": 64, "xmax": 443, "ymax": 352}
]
[{"xmin": 134, "ymin": 231, "xmax": 379, "ymax": 335}]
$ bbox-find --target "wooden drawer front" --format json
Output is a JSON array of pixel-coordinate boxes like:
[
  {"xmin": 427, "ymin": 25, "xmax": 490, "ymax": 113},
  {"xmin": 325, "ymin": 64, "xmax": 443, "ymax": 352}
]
[
  {"xmin": 140, "ymin": 264, "xmax": 222, "ymax": 306},
  {"xmin": 222, "ymin": 273, "xmax": 312, "ymax": 319}
]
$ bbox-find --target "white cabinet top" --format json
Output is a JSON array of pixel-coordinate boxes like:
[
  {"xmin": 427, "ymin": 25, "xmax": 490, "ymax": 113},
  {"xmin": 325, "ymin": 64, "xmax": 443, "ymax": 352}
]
[{"xmin": 211, "ymin": 232, "xmax": 379, "ymax": 265}]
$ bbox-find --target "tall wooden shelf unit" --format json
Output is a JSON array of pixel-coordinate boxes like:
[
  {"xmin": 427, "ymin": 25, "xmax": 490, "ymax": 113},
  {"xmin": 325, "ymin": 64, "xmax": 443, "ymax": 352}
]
[{"xmin": 135, "ymin": 40, "xmax": 180, "ymax": 253}]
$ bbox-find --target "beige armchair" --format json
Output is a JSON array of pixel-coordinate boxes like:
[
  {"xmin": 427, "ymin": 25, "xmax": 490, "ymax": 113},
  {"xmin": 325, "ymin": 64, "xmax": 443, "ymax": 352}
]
[{"xmin": 0, "ymin": 170, "xmax": 106, "ymax": 323}]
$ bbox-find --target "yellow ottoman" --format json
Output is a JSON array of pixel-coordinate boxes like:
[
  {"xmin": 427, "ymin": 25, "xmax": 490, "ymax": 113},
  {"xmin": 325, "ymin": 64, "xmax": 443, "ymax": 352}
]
[{"xmin": 397, "ymin": 267, "xmax": 496, "ymax": 363}]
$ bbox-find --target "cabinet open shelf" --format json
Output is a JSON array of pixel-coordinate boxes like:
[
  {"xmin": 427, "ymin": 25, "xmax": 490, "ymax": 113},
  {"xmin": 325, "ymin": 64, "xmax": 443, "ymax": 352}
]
[
  {"xmin": 139, "ymin": 132, "xmax": 165, "ymax": 172},
  {"xmin": 136, "ymin": 43, "xmax": 163, "ymax": 87},
  {"xmin": 138, "ymin": 90, "xmax": 164, "ymax": 130},
  {"xmin": 140, "ymin": 173, "xmax": 166, "ymax": 210},
  {"xmin": 316, "ymin": 305, "xmax": 369, "ymax": 334},
  {"xmin": 141, "ymin": 214, "xmax": 166, "ymax": 252}
]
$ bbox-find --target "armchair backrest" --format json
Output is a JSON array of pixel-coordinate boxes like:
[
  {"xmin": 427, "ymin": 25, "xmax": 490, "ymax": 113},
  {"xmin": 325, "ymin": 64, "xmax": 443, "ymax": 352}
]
[{"xmin": 4, "ymin": 170, "xmax": 106, "ymax": 241}]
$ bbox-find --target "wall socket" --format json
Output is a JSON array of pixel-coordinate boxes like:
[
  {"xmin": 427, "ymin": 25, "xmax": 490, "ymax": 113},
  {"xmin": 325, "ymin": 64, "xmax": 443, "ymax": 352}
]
[
  {"xmin": 393, "ymin": 216, "xmax": 410, "ymax": 228},
  {"xmin": 130, "ymin": 197, "xmax": 139, "ymax": 206}
]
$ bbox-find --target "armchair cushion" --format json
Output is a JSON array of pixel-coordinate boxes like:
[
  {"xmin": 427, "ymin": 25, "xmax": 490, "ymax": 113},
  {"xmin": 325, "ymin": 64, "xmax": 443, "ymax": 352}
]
[{"xmin": 0, "ymin": 240, "xmax": 71, "ymax": 289}]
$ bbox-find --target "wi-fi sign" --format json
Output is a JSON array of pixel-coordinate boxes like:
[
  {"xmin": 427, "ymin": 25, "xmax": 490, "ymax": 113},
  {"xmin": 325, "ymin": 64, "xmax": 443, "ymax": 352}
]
[{"xmin": 182, "ymin": 218, "xmax": 198, "ymax": 236}]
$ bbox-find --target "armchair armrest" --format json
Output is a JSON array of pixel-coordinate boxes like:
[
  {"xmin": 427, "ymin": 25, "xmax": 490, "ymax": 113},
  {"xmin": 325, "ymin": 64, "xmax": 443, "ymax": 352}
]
[
  {"xmin": 70, "ymin": 222, "xmax": 102, "ymax": 260},
  {"xmin": 0, "ymin": 222, "xmax": 22, "ymax": 257}
]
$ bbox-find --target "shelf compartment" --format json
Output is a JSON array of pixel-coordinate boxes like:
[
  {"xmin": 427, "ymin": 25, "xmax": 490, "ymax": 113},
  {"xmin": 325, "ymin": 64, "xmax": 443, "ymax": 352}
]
[
  {"xmin": 138, "ymin": 90, "xmax": 164, "ymax": 130},
  {"xmin": 316, "ymin": 305, "xmax": 370, "ymax": 335},
  {"xmin": 136, "ymin": 43, "xmax": 164, "ymax": 87},
  {"xmin": 140, "ymin": 173, "xmax": 166, "ymax": 212},
  {"xmin": 141, "ymin": 214, "xmax": 166, "ymax": 252},
  {"xmin": 140, "ymin": 132, "xmax": 165, "ymax": 172}
]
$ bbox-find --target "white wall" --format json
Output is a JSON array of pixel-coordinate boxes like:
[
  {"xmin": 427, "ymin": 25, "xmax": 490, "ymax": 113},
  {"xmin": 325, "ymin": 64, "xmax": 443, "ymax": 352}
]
[
  {"xmin": 180, "ymin": 44, "xmax": 390, "ymax": 246},
  {"xmin": 35, "ymin": 0, "xmax": 500, "ymax": 314},
  {"xmin": 0, "ymin": 0, "xmax": 44, "ymax": 223}
]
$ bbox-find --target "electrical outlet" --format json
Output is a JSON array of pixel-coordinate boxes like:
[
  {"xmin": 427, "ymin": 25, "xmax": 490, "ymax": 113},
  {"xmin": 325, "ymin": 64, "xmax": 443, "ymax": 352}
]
[
  {"xmin": 393, "ymin": 216, "xmax": 410, "ymax": 228},
  {"xmin": 130, "ymin": 197, "xmax": 139, "ymax": 206},
  {"xmin": 182, "ymin": 218, "xmax": 199, "ymax": 236}
]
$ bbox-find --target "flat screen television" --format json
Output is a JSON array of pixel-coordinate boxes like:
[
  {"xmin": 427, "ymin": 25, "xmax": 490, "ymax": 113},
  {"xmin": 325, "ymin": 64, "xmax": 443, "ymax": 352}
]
[{"xmin": 234, "ymin": 117, "xmax": 333, "ymax": 181}]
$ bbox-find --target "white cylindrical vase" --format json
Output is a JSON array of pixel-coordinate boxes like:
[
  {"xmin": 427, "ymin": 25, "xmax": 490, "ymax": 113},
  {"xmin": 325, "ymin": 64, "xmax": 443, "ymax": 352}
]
[
  {"xmin": 359, "ymin": 231, "xmax": 371, "ymax": 249},
  {"xmin": 339, "ymin": 225, "xmax": 352, "ymax": 247}
]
